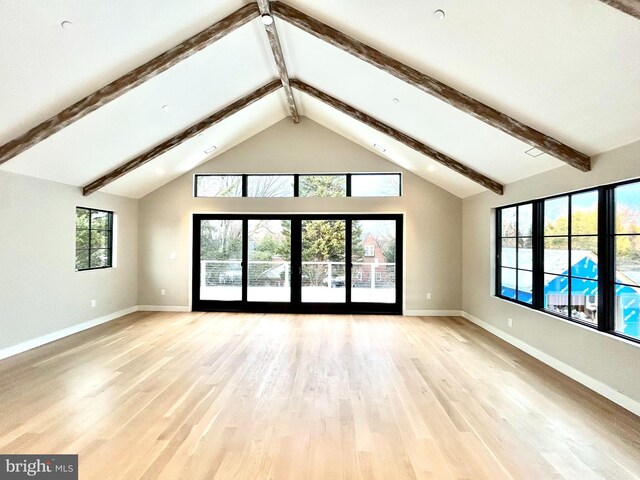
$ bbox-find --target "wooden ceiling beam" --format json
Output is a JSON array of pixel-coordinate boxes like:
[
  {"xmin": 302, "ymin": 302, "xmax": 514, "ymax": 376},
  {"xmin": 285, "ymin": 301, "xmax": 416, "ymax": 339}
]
[
  {"xmin": 83, "ymin": 80, "xmax": 281, "ymax": 196},
  {"xmin": 273, "ymin": 2, "xmax": 591, "ymax": 172},
  {"xmin": 291, "ymin": 79, "xmax": 504, "ymax": 195},
  {"xmin": 597, "ymin": 0, "xmax": 640, "ymax": 19},
  {"xmin": 257, "ymin": 0, "xmax": 299, "ymax": 123},
  {"xmin": 0, "ymin": 3, "xmax": 260, "ymax": 166}
]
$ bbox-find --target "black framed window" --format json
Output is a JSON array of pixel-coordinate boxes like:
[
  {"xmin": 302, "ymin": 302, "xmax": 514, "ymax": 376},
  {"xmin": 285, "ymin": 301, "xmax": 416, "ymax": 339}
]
[
  {"xmin": 497, "ymin": 203, "xmax": 533, "ymax": 304},
  {"xmin": 246, "ymin": 175, "xmax": 294, "ymax": 197},
  {"xmin": 299, "ymin": 175, "xmax": 347, "ymax": 197},
  {"xmin": 613, "ymin": 182, "xmax": 640, "ymax": 340},
  {"xmin": 542, "ymin": 191, "xmax": 599, "ymax": 325},
  {"xmin": 496, "ymin": 178, "xmax": 640, "ymax": 344},
  {"xmin": 193, "ymin": 173, "xmax": 401, "ymax": 198},
  {"xmin": 76, "ymin": 207, "xmax": 113, "ymax": 271},
  {"xmin": 350, "ymin": 173, "xmax": 401, "ymax": 197},
  {"xmin": 194, "ymin": 175, "xmax": 242, "ymax": 198}
]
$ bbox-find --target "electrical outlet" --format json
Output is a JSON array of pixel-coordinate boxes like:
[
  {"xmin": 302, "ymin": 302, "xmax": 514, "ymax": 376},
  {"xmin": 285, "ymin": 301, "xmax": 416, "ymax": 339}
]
[
  {"xmin": 161, "ymin": 289, "xmax": 166, "ymax": 296},
  {"xmin": 426, "ymin": 293, "xmax": 432, "ymax": 300},
  {"xmin": 508, "ymin": 318, "xmax": 513, "ymax": 328},
  {"xmin": 91, "ymin": 300, "xmax": 96, "ymax": 308},
  {"xmin": 169, "ymin": 252, "xmax": 177, "ymax": 260}
]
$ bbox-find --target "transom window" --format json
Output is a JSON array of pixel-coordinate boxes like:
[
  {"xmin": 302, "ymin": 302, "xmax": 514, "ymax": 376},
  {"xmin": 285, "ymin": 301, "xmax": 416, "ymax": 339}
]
[{"xmin": 194, "ymin": 173, "xmax": 401, "ymax": 198}]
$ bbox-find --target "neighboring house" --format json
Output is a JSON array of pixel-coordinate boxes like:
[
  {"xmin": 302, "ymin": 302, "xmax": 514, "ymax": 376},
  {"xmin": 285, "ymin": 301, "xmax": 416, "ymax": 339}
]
[
  {"xmin": 255, "ymin": 257, "xmax": 289, "ymax": 287},
  {"xmin": 353, "ymin": 234, "xmax": 392, "ymax": 287},
  {"xmin": 501, "ymin": 248, "xmax": 640, "ymax": 338}
]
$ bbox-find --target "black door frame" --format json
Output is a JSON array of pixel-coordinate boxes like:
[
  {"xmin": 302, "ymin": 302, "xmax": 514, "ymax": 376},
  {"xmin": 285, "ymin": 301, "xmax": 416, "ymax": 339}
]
[{"xmin": 192, "ymin": 213, "xmax": 403, "ymax": 314}]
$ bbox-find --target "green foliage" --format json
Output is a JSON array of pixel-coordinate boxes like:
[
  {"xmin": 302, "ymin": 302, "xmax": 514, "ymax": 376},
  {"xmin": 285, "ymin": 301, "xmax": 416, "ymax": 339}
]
[
  {"xmin": 75, "ymin": 208, "xmax": 112, "ymax": 270},
  {"xmin": 351, "ymin": 222, "xmax": 366, "ymax": 262},
  {"xmin": 251, "ymin": 235, "xmax": 282, "ymax": 261},
  {"xmin": 200, "ymin": 220, "xmax": 242, "ymax": 261},
  {"xmin": 299, "ymin": 175, "xmax": 346, "ymax": 197},
  {"xmin": 544, "ymin": 207, "xmax": 640, "ymax": 264},
  {"xmin": 302, "ymin": 220, "xmax": 344, "ymax": 261},
  {"xmin": 383, "ymin": 237, "xmax": 396, "ymax": 263}
]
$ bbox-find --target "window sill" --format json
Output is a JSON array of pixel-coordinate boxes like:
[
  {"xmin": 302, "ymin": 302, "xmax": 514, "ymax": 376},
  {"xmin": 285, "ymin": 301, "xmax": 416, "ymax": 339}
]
[{"xmin": 493, "ymin": 295, "xmax": 640, "ymax": 348}]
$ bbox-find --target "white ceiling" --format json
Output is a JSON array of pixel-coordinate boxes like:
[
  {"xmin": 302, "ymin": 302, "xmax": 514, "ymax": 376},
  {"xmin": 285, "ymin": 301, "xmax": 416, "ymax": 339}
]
[
  {"xmin": 1, "ymin": 0, "xmax": 639, "ymax": 199},
  {"xmin": 102, "ymin": 91, "xmax": 288, "ymax": 198},
  {"xmin": 295, "ymin": 90, "xmax": 486, "ymax": 198},
  {"xmin": 280, "ymin": 22, "xmax": 562, "ymax": 190},
  {"xmin": 0, "ymin": 0, "xmax": 246, "ymax": 145},
  {"xmin": 285, "ymin": 0, "xmax": 640, "ymax": 154},
  {"xmin": 1, "ymin": 18, "xmax": 278, "ymax": 192}
]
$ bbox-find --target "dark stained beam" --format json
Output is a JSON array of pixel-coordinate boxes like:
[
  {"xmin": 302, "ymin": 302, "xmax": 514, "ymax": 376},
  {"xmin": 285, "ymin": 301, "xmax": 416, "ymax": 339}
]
[
  {"xmin": 273, "ymin": 2, "xmax": 590, "ymax": 172},
  {"xmin": 257, "ymin": 0, "xmax": 299, "ymax": 122},
  {"xmin": 291, "ymin": 79, "xmax": 503, "ymax": 195},
  {"xmin": 83, "ymin": 80, "xmax": 281, "ymax": 196},
  {"xmin": 0, "ymin": 3, "xmax": 260, "ymax": 166},
  {"xmin": 597, "ymin": 0, "xmax": 640, "ymax": 19}
]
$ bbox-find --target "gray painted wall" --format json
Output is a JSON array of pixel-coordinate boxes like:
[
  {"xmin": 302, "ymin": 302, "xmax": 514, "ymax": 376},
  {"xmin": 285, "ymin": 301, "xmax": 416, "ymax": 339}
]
[
  {"xmin": 0, "ymin": 170, "xmax": 138, "ymax": 350},
  {"xmin": 138, "ymin": 117, "xmax": 462, "ymax": 312},
  {"xmin": 462, "ymin": 139, "xmax": 640, "ymax": 404}
]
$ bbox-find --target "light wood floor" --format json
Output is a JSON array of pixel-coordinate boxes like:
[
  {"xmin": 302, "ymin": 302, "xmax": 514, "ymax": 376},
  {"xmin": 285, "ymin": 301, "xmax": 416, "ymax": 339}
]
[{"xmin": 1, "ymin": 313, "xmax": 640, "ymax": 479}]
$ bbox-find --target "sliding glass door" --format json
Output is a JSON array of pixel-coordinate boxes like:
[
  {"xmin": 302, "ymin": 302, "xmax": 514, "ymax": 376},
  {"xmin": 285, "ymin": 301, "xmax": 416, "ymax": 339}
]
[
  {"xmin": 199, "ymin": 219, "xmax": 243, "ymax": 301},
  {"xmin": 352, "ymin": 220, "xmax": 397, "ymax": 304},
  {"xmin": 301, "ymin": 219, "xmax": 346, "ymax": 304},
  {"xmin": 193, "ymin": 214, "xmax": 402, "ymax": 314},
  {"xmin": 247, "ymin": 219, "xmax": 291, "ymax": 303}
]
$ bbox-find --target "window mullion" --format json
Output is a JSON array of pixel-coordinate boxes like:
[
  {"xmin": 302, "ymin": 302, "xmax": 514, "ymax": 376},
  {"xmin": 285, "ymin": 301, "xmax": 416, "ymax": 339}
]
[
  {"xmin": 88, "ymin": 210, "xmax": 93, "ymax": 269},
  {"xmin": 568, "ymin": 197, "xmax": 573, "ymax": 317},
  {"xmin": 599, "ymin": 187, "xmax": 614, "ymax": 332},
  {"xmin": 533, "ymin": 200, "xmax": 544, "ymax": 309},
  {"xmin": 515, "ymin": 207, "xmax": 519, "ymax": 296},
  {"xmin": 496, "ymin": 208, "xmax": 502, "ymax": 297}
]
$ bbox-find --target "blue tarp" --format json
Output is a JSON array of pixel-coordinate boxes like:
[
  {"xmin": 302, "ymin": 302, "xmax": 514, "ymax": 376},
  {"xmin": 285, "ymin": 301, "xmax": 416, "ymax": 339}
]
[{"xmin": 501, "ymin": 249, "xmax": 639, "ymax": 337}]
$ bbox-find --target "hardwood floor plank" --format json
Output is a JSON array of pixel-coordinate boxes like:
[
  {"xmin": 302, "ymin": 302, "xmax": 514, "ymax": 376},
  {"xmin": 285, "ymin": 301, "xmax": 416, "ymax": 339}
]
[{"xmin": 1, "ymin": 312, "xmax": 639, "ymax": 479}]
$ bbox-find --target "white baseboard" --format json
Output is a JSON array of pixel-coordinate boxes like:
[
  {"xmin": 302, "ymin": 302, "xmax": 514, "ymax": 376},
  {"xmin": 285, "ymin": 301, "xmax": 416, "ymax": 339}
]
[
  {"xmin": 0, "ymin": 306, "xmax": 139, "ymax": 361},
  {"xmin": 460, "ymin": 311, "xmax": 640, "ymax": 418},
  {"xmin": 138, "ymin": 305, "xmax": 191, "ymax": 312},
  {"xmin": 404, "ymin": 310, "xmax": 462, "ymax": 316}
]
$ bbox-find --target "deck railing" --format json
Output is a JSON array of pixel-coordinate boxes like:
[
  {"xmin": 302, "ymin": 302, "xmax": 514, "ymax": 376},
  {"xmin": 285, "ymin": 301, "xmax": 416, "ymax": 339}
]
[{"xmin": 201, "ymin": 260, "xmax": 396, "ymax": 288}]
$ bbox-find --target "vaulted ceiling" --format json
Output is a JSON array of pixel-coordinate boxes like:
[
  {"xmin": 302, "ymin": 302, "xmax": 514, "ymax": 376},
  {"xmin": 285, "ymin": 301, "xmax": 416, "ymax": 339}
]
[{"xmin": 1, "ymin": 0, "xmax": 639, "ymax": 199}]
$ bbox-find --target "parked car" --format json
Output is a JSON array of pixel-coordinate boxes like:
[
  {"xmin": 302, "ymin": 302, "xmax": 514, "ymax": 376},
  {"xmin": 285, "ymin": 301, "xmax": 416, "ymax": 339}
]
[
  {"xmin": 323, "ymin": 275, "xmax": 345, "ymax": 287},
  {"xmin": 218, "ymin": 267, "xmax": 242, "ymax": 285}
]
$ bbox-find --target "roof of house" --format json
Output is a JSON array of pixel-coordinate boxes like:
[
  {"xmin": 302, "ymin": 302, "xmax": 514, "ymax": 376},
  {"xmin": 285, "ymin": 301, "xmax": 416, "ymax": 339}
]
[
  {"xmin": 501, "ymin": 248, "xmax": 640, "ymax": 291},
  {"xmin": 1, "ymin": 1, "xmax": 639, "ymax": 199}
]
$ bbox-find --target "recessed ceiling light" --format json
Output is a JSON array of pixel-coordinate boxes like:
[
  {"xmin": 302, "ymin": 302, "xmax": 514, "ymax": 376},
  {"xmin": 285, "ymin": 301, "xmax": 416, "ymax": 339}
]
[
  {"xmin": 261, "ymin": 14, "xmax": 274, "ymax": 26},
  {"xmin": 427, "ymin": 165, "xmax": 435, "ymax": 172},
  {"xmin": 392, "ymin": 98, "xmax": 400, "ymax": 103},
  {"xmin": 161, "ymin": 104, "xmax": 170, "ymax": 111},
  {"xmin": 525, "ymin": 147, "xmax": 544, "ymax": 157},
  {"xmin": 373, "ymin": 144, "xmax": 386, "ymax": 153},
  {"xmin": 204, "ymin": 145, "xmax": 217, "ymax": 154},
  {"xmin": 154, "ymin": 167, "xmax": 165, "ymax": 175},
  {"xmin": 433, "ymin": 10, "xmax": 445, "ymax": 20},
  {"xmin": 60, "ymin": 20, "xmax": 73, "ymax": 30}
]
